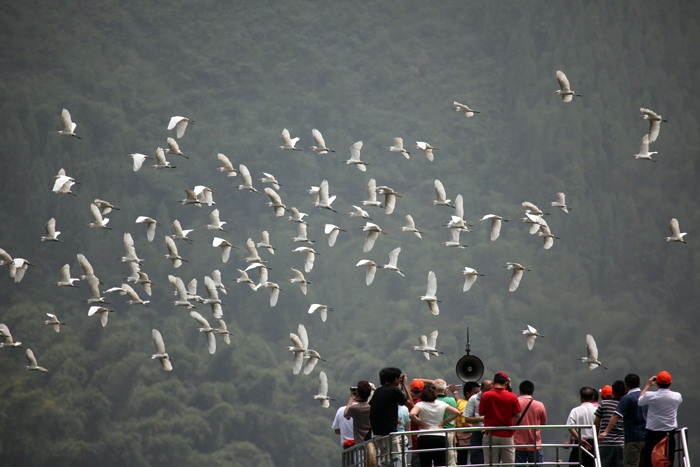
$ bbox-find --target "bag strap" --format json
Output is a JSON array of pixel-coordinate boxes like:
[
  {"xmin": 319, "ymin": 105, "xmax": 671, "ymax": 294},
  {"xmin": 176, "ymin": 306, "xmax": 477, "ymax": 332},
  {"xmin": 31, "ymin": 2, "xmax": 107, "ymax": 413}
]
[{"xmin": 516, "ymin": 399, "xmax": 534, "ymax": 425}]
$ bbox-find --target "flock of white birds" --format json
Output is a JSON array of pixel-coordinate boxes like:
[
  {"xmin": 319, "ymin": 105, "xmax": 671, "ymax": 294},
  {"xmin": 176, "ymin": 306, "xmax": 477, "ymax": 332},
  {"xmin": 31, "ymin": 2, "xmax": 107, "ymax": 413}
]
[{"xmin": 0, "ymin": 71, "xmax": 687, "ymax": 408}]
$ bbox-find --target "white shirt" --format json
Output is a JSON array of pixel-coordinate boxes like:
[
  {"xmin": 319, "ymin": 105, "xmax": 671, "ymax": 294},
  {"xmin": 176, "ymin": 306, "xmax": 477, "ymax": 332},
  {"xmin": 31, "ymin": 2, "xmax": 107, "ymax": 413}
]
[
  {"xmin": 638, "ymin": 388, "xmax": 682, "ymax": 431},
  {"xmin": 463, "ymin": 391, "xmax": 484, "ymax": 427},
  {"xmin": 415, "ymin": 400, "xmax": 450, "ymax": 436},
  {"xmin": 566, "ymin": 402, "xmax": 597, "ymax": 439},
  {"xmin": 332, "ymin": 405, "xmax": 354, "ymax": 444}
]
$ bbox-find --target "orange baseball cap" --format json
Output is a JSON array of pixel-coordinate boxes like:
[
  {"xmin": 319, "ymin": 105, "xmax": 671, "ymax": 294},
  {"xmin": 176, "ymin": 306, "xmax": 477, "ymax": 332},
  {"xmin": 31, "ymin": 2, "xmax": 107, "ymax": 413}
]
[
  {"xmin": 600, "ymin": 385, "xmax": 613, "ymax": 399},
  {"xmin": 410, "ymin": 379, "xmax": 424, "ymax": 392},
  {"xmin": 656, "ymin": 371, "xmax": 672, "ymax": 384}
]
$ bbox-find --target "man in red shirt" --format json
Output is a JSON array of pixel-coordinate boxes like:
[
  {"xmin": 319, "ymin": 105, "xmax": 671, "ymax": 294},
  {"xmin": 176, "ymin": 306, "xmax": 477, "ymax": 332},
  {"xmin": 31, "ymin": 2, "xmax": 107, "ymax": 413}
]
[{"xmin": 478, "ymin": 372, "xmax": 522, "ymax": 465}]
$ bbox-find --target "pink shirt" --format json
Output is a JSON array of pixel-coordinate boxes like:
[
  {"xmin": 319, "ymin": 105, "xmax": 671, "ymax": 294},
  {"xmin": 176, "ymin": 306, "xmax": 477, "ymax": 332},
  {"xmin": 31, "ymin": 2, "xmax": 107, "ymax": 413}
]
[{"xmin": 513, "ymin": 395, "xmax": 547, "ymax": 451}]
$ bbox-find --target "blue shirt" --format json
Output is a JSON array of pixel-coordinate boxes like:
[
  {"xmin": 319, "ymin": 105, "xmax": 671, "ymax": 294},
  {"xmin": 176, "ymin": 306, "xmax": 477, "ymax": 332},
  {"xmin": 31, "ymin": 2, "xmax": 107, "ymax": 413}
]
[{"xmin": 614, "ymin": 388, "xmax": 647, "ymax": 442}]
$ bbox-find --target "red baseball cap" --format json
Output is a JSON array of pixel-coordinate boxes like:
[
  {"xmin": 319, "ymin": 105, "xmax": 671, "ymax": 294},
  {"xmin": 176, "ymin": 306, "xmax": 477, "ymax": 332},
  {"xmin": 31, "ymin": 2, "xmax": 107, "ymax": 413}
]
[
  {"xmin": 494, "ymin": 372, "xmax": 510, "ymax": 381},
  {"xmin": 656, "ymin": 371, "xmax": 672, "ymax": 384},
  {"xmin": 600, "ymin": 385, "xmax": 613, "ymax": 399},
  {"xmin": 410, "ymin": 379, "xmax": 424, "ymax": 392}
]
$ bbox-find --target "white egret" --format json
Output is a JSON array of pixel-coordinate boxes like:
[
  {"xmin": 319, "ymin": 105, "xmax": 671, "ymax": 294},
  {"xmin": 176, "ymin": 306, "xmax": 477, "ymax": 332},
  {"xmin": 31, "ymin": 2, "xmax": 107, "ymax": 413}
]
[
  {"xmin": 293, "ymin": 222, "xmax": 315, "ymax": 244},
  {"xmin": 121, "ymin": 232, "xmax": 144, "ymax": 264},
  {"xmin": 279, "ymin": 128, "xmax": 301, "ymax": 150},
  {"xmin": 189, "ymin": 311, "xmax": 216, "ymax": 354},
  {"xmin": 505, "ymin": 262, "xmax": 531, "ymax": 292},
  {"xmin": 56, "ymin": 264, "xmax": 80, "ymax": 287},
  {"xmin": 445, "ymin": 195, "xmax": 471, "ymax": 231},
  {"xmin": 521, "ymin": 212, "xmax": 546, "ymax": 235},
  {"xmin": 323, "ymin": 224, "xmax": 345, "ymax": 247},
  {"xmin": 125, "ymin": 262, "xmax": 141, "ymax": 283},
  {"xmin": 214, "ymin": 320, "xmax": 232, "ymax": 345},
  {"xmin": 135, "ymin": 216, "xmax": 159, "ymax": 242},
  {"xmin": 376, "ymin": 185, "xmax": 401, "ymax": 215},
  {"xmin": 480, "ymin": 214, "xmax": 508, "ymax": 241},
  {"xmin": 303, "ymin": 348, "xmax": 325, "ymax": 375},
  {"xmin": 580, "ymin": 334, "xmax": 607, "ymax": 370},
  {"xmin": 310, "ymin": 129, "xmax": 335, "ymax": 154},
  {"xmin": 348, "ymin": 205, "xmax": 372, "ymax": 220},
  {"xmin": 388, "ymin": 137, "xmax": 410, "ymax": 159},
  {"xmin": 289, "ymin": 324, "xmax": 309, "ymax": 375},
  {"xmin": 443, "ymin": 227, "xmax": 468, "ymax": 249},
  {"xmin": 414, "ymin": 141, "xmax": 438, "ymax": 162},
  {"xmin": 461, "ymin": 267, "xmax": 484, "ymax": 292},
  {"xmin": 41, "ymin": 218, "xmax": 62, "ymax": 242},
  {"xmin": 216, "ymin": 153, "xmax": 237, "ymax": 176},
  {"xmin": 522, "ymin": 325, "xmax": 544, "ymax": 351},
  {"xmin": 287, "ymin": 207, "xmax": 309, "ymax": 224},
  {"xmin": 550, "ymin": 192, "xmax": 572, "ymax": 213},
  {"xmin": 362, "ymin": 178, "xmax": 382, "ymax": 207},
  {"xmin": 180, "ymin": 189, "xmax": 202, "ymax": 207},
  {"xmin": 255, "ymin": 281, "xmax": 282, "ymax": 307},
  {"xmin": 11, "ymin": 258, "xmax": 35, "ymax": 283},
  {"xmin": 346, "ymin": 141, "xmax": 368, "ymax": 172},
  {"xmin": 400, "ymin": 215, "xmax": 422, "ymax": 239},
  {"xmin": 205, "ymin": 209, "xmax": 227, "ymax": 231},
  {"xmin": 538, "ymin": 224, "xmax": 559, "ymax": 249},
  {"xmin": 433, "ymin": 180, "xmax": 454, "ymax": 207},
  {"xmin": 419, "ymin": 271, "xmax": 440, "ymax": 315},
  {"xmin": 212, "ymin": 237, "xmax": 236, "ymax": 263},
  {"xmin": 522, "ymin": 201, "xmax": 549, "ymax": 216},
  {"xmin": 203, "ymin": 276, "xmax": 223, "ymax": 319},
  {"xmin": 193, "ymin": 185, "xmax": 215, "ymax": 206},
  {"xmin": 244, "ymin": 262, "xmax": 271, "ymax": 287},
  {"xmin": 256, "ymin": 231, "xmax": 276, "ymax": 255},
  {"xmin": 453, "ymin": 101, "xmax": 480, "ymax": 117},
  {"xmin": 127, "ymin": 153, "xmax": 149, "ymax": 172},
  {"xmin": 136, "ymin": 271, "xmax": 153, "ymax": 296},
  {"xmin": 554, "ymin": 70, "xmax": 581, "ymax": 102},
  {"xmin": 289, "ymin": 268, "xmax": 310, "ymax": 295},
  {"xmin": 314, "ymin": 179, "xmax": 337, "ymax": 212},
  {"xmin": 238, "ymin": 164, "xmax": 259, "ymax": 193},
  {"xmin": 633, "ymin": 134, "xmax": 658, "ymax": 161},
  {"xmin": 0, "ymin": 248, "xmax": 14, "ymax": 278},
  {"xmin": 640, "ymin": 108, "xmax": 667, "ymax": 143},
  {"xmin": 362, "ymin": 222, "xmax": 386, "ymax": 252},
  {"xmin": 260, "ymin": 172, "xmax": 282, "ymax": 190},
  {"xmin": 664, "ymin": 218, "xmax": 687, "ymax": 243},
  {"xmin": 381, "ymin": 247, "xmax": 404, "ymax": 276},
  {"xmin": 293, "ymin": 246, "xmax": 318, "ymax": 273},
  {"xmin": 170, "ymin": 219, "xmax": 194, "ymax": 244},
  {"xmin": 86, "ymin": 277, "xmax": 106, "ymax": 304},
  {"xmin": 164, "ymin": 236, "xmax": 185, "ymax": 268},
  {"xmin": 151, "ymin": 329, "xmax": 173, "ymax": 371},
  {"xmin": 54, "ymin": 108, "xmax": 81, "ymax": 138},
  {"xmin": 412, "ymin": 331, "xmax": 443, "ymax": 360},
  {"xmin": 356, "ymin": 259, "xmax": 378, "ymax": 286},
  {"xmin": 314, "ymin": 371, "xmax": 333, "ymax": 408},
  {"xmin": 87, "ymin": 203, "xmax": 111, "ymax": 230},
  {"xmin": 152, "ymin": 147, "xmax": 176, "ymax": 168},
  {"xmin": 264, "ymin": 187, "xmax": 286, "ymax": 217},
  {"xmin": 25, "ymin": 348, "xmax": 48, "ymax": 372},
  {"xmin": 121, "ymin": 283, "xmax": 149, "ymax": 306},
  {"xmin": 169, "ymin": 275, "xmax": 195, "ymax": 309},
  {"xmin": 167, "ymin": 116, "xmax": 194, "ymax": 138},
  {"xmin": 243, "ymin": 238, "xmax": 263, "ymax": 263},
  {"xmin": 308, "ymin": 304, "xmax": 332, "ymax": 323},
  {"xmin": 236, "ymin": 268, "xmax": 257, "ymax": 290},
  {"xmin": 44, "ymin": 313, "xmax": 66, "ymax": 333},
  {"xmin": 211, "ymin": 269, "xmax": 227, "ymax": 295},
  {"xmin": 0, "ymin": 323, "xmax": 22, "ymax": 347},
  {"xmin": 52, "ymin": 168, "xmax": 77, "ymax": 195},
  {"xmin": 88, "ymin": 306, "xmax": 113, "ymax": 327},
  {"xmin": 165, "ymin": 137, "xmax": 186, "ymax": 157}
]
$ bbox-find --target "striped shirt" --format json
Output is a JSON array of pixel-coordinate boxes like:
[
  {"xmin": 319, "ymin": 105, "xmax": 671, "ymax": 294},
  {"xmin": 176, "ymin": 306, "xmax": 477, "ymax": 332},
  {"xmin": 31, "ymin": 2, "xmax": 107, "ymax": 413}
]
[{"xmin": 595, "ymin": 399, "xmax": 624, "ymax": 446}]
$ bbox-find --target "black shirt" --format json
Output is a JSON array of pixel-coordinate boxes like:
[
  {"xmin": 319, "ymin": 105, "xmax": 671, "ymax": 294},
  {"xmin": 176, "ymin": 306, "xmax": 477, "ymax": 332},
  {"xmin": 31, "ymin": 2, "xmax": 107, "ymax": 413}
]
[{"xmin": 369, "ymin": 385, "xmax": 408, "ymax": 436}]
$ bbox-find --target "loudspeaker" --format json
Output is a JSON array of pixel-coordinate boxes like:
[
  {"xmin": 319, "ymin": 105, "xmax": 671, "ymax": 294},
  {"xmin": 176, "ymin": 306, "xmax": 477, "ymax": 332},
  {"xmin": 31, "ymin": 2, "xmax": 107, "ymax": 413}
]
[{"xmin": 455, "ymin": 354, "xmax": 484, "ymax": 382}]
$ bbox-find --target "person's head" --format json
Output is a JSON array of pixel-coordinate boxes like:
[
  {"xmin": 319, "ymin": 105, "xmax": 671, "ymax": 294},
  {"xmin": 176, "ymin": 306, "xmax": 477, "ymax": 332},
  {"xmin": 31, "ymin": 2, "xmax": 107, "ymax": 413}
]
[
  {"xmin": 421, "ymin": 382, "xmax": 438, "ymax": 402},
  {"xmin": 493, "ymin": 372, "xmax": 510, "ymax": 389},
  {"xmin": 580, "ymin": 386, "xmax": 596, "ymax": 402},
  {"xmin": 655, "ymin": 371, "xmax": 672, "ymax": 388},
  {"xmin": 379, "ymin": 367, "xmax": 402, "ymax": 386},
  {"xmin": 612, "ymin": 380, "xmax": 625, "ymax": 399},
  {"xmin": 434, "ymin": 378, "xmax": 447, "ymax": 394},
  {"xmin": 463, "ymin": 381, "xmax": 480, "ymax": 398},
  {"xmin": 481, "ymin": 379, "xmax": 493, "ymax": 393},
  {"xmin": 600, "ymin": 385, "xmax": 613, "ymax": 399},
  {"xmin": 624, "ymin": 373, "xmax": 640, "ymax": 390},
  {"xmin": 410, "ymin": 379, "xmax": 424, "ymax": 398},
  {"xmin": 356, "ymin": 381, "xmax": 372, "ymax": 401},
  {"xmin": 519, "ymin": 380, "xmax": 535, "ymax": 396}
]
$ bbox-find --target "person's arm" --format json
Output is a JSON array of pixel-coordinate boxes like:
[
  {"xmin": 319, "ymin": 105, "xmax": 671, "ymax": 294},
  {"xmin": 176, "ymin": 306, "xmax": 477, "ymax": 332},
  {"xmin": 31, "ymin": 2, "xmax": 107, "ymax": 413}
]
[
  {"xmin": 638, "ymin": 376, "xmax": 655, "ymax": 402},
  {"xmin": 335, "ymin": 429, "xmax": 341, "ymax": 435},
  {"xmin": 401, "ymin": 375, "xmax": 413, "ymax": 409},
  {"xmin": 448, "ymin": 383, "xmax": 461, "ymax": 400},
  {"xmin": 409, "ymin": 405, "xmax": 421, "ymax": 425},
  {"xmin": 344, "ymin": 396, "xmax": 355, "ymax": 419},
  {"xmin": 439, "ymin": 405, "xmax": 461, "ymax": 427},
  {"xmin": 599, "ymin": 413, "xmax": 621, "ymax": 439}
]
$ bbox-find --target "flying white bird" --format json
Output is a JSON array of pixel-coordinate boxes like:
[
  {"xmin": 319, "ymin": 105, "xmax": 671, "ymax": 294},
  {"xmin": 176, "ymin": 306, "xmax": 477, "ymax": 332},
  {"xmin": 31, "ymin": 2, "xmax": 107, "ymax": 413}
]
[
  {"xmin": 256, "ymin": 231, "xmax": 276, "ymax": 255},
  {"xmin": 381, "ymin": 247, "xmax": 405, "ymax": 276},
  {"xmin": 522, "ymin": 201, "xmax": 549, "ymax": 216},
  {"xmin": 25, "ymin": 348, "xmax": 48, "ymax": 372},
  {"xmin": 244, "ymin": 262, "xmax": 271, "ymax": 287},
  {"xmin": 580, "ymin": 334, "xmax": 607, "ymax": 370},
  {"xmin": 54, "ymin": 108, "xmax": 81, "ymax": 138},
  {"xmin": 310, "ymin": 129, "xmax": 334, "ymax": 154},
  {"xmin": 56, "ymin": 263, "xmax": 80, "ymax": 287},
  {"xmin": 401, "ymin": 215, "xmax": 423, "ymax": 239},
  {"xmin": 640, "ymin": 108, "xmax": 667, "ymax": 143},
  {"xmin": 289, "ymin": 324, "xmax": 309, "ymax": 375},
  {"xmin": 323, "ymin": 224, "xmax": 345, "ymax": 247},
  {"xmin": 243, "ymin": 238, "xmax": 263, "ymax": 263},
  {"xmin": 151, "ymin": 329, "xmax": 173, "ymax": 371},
  {"xmin": 93, "ymin": 199, "xmax": 120, "ymax": 215},
  {"xmin": 521, "ymin": 212, "xmax": 547, "ymax": 235},
  {"xmin": 193, "ymin": 185, "xmax": 215, "ymax": 206},
  {"xmin": 632, "ymin": 134, "xmax": 658, "ymax": 161},
  {"xmin": 0, "ymin": 248, "xmax": 14, "ymax": 279},
  {"xmin": 125, "ymin": 262, "xmax": 141, "ymax": 283},
  {"xmin": 314, "ymin": 179, "xmax": 337, "ymax": 212},
  {"xmin": 11, "ymin": 258, "xmax": 35, "ymax": 283},
  {"xmin": 211, "ymin": 269, "xmax": 227, "ymax": 295},
  {"xmin": 453, "ymin": 101, "xmax": 480, "ymax": 117},
  {"xmin": 356, "ymin": 259, "xmax": 378, "ymax": 286},
  {"xmin": 169, "ymin": 275, "xmax": 196, "ymax": 309},
  {"xmin": 414, "ymin": 141, "xmax": 438, "ymax": 162},
  {"xmin": 362, "ymin": 178, "xmax": 382, "ymax": 208},
  {"xmin": 376, "ymin": 185, "xmax": 401, "ymax": 215},
  {"xmin": 164, "ymin": 236, "xmax": 185, "ymax": 268},
  {"xmin": 180, "ymin": 189, "xmax": 202, "ymax": 207},
  {"xmin": 348, "ymin": 205, "xmax": 372, "ymax": 220},
  {"xmin": 127, "ymin": 153, "xmax": 149, "ymax": 172},
  {"xmin": 522, "ymin": 325, "xmax": 544, "ymax": 351},
  {"xmin": 212, "ymin": 237, "xmax": 236, "ymax": 263},
  {"xmin": 44, "ymin": 313, "xmax": 66, "ymax": 333},
  {"xmin": 167, "ymin": 116, "xmax": 194, "ymax": 138},
  {"xmin": 419, "ymin": 271, "xmax": 440, "ymax": 315},
  {"xmin": 443, "ymin": 227, "xmax": 468, "ymax": 249},
  {"xmin": 203, "ymin": 275, "xmax": 223, "ymax": 319},
  {"xmin": 433, "ymin": 180, "xmax": 454, "ymax": 207},
  {"xmin": 87, "ymin": 203, "xmax": 111, "ymax": 230},
  {"xmin": 314, "ymin": 371, "xmax": 333, "ymax": 408},
  {"xmin": 480, "ymin": 214, "xmax": 508, "ymax": 241},
  {"xmin": 121, "ymin": 283, "xmax": 150, "ymax": 306},
  {"xmin": 189, "ymin": 311, "xmax": 216, "ymax": 354},
  {"xmin": 308, "ymin": 304, "xmax": 332, "ymax": 323},
  {"xmin": 412, "ymin": 330, "xmax": 443, "ymax": 360},
  {"xmin": 362, "ymin": 222, "xmax": 386, "ymax": 252},
  {"xmin": 214, "ymin": 320, "xmax": 232, "ymax": 345},
  {"xmin": 170, "ymin": 219, "xmax": 194, "ymax": 244},
  {"xmin": 238, "ymin": 164, "xmax": 259, "ymax": 193},
  {"xmin": 135, "ymin": 216, "xmax": 159, "ymax": 242},
  {"xmin": 293, "ymin": 222, "xmax": 315, "ymax": 244},
  {"xmin": 260, "ymin": 172, "xmax": 282, "ymax": 191},
  {"xmin": 135, "ymin": 271, "xmax": 153, "ymax": 296},
  {"xmin": 346, "ymin": 141, "xmax": 368, "ymax": 172},
  {"xmin": 554, "ymin": 70, "xmax": 581, "ymax": 102},
  {"xmin": 41, "ymin": 218, "xmax": 62, "ymax": 242},
  {"xmin": 388, "ymin": 137, "xmax": 410, "ymax": 159},
  {"xmin": 52, "ymin": 168, "xmax": 78, "ymax": 195},
  {"xmin": 152, "ymin": 147, "xmax": 176, "ymax": 169},
  {"xmin": 216, "ymin": 153, "xmax": 237, "ymax": 177},
  {"xmin": 445, "ymin": 195, "xmax": 471, "ymax": 231},
  {"xmin": 461, "ymin": 267, "xmax": 484, "ymax": 292},
  {"xmin": 236, "ymin": 268, "xmax": 257, "ymax": 290},
  {"xmin": 506, "ymin": 262, "xmax": 531, "ymax": 292},
  {"xmin": 289, "ymin": 268, "xmax": 310, "ymax": 295},
  {"xmin": 0, "ymin": 323, "xmax": 22, "ymax": 347},
  {"xmin": 205, "ymin": 209, "xmax": 227, "ymax": 231},
  {"xmin": 287, "ymin": 207, "xmax": 309, "ymax": 224},
  {"xmin": 255, "ymin": 281, "xmax": 282, "ymax": 307},
  {"xmin": 293, "ymin": 246, "xmax": 318, "ymax": 273},
  {"xmin": 279, "ymin": 128, "xmax": 301, "ymax": 150},
  {"xmin": 538, "ymin": 224, "xmax": 559, "ymax": 250},
  {"xmin": 550, "ymin": 192, "xmax": 572, "ymax": 213},
  {"xmin": 664, "ymin": 218, "xmax": 687, "ymax": 243},
  {"xmin": 165, "ymin": 137, "xmax": 186, "ymax": 157},
  {"xmin": 88, "ymin": 306, "xmax": 113, "ymax": 327},
  {"xmin": 264, "ymin": 187, "xmax": 286, "ymax": 217},
  {"xmin": 121, "ymin": 232, "xmax": 144, "ymax": 264}
]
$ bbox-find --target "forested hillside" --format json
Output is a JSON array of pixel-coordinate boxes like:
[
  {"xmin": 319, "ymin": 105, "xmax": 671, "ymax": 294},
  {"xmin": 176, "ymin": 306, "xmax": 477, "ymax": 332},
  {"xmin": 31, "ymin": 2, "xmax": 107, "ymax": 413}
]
[{"xmin": 1, "ymin": 1, "xmax": 698, "ymax": 465}]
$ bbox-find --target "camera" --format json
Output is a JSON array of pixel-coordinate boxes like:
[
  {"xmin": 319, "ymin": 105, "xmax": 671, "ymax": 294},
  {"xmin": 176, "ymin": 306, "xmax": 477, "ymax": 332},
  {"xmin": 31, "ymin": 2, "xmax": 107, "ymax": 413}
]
[{"xmin": 350, "ymin": 386, "xmax": 358, "ymax": 393}]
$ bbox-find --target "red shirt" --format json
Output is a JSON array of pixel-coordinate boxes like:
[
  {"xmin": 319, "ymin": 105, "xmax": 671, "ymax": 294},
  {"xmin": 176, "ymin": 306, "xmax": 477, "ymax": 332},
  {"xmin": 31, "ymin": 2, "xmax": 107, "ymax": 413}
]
[{"xmin": 478, "ymin": 387, "xmax": 521, "ymax": 437}]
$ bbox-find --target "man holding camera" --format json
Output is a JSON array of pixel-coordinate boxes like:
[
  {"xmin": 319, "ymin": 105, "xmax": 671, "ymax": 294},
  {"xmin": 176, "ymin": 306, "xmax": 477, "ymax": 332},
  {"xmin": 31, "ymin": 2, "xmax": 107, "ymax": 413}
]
[
  {"xmin": 369, "ymin": 367, "xmax": 412, "ymax": 436},
  {"xmin": 638, "ymin": 371, "xmax": 682, "ymax": 467}
]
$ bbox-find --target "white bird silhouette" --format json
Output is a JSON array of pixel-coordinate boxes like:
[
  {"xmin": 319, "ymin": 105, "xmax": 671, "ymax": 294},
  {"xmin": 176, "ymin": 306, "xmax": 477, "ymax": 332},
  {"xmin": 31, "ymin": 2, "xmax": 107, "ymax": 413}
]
[
  {"xmin": 193, "ymin": 185, "xmax": 215, "ymax": 206},
  {"xmin": 419, "ymin": 271, "xmax": 440, "ymax": 315},
  {"xmin": 314, "ymin": 371, "xmax": 334, "ymax": 408},
  {"xmin": 538, "ymin": 224, "xmax": 559, "ymax": 250},
  {"xmin": 382, "ymin": 247, "xmax": 404, "ymax": 276},
  {"xmin": 255, "ymin": 281, "xmax": 282, "ymax": 307},
  {"xmin": 189, "ymin": 311, "xmax": 216, "ymax": 354},
  {"xmin": 243, "ymin": 238, "xmax": 263, "ymax": 263},
  {"xmin": 356, "ymin": 259, "xmax": 378, "ymax": 286},
  {"xmin": 0, "ymin": 248, "xmax": 14, "ymax": 279},
  {"xmin": 0, "ymin": 323, "xmax": 22, "ymax": 347},
  {"xmin": 346, "ymin": 141, "xmax": 368, "ymax": 172},
  {"xmin": 445, "ymin": 195, "xmax": 471, "ymax": 231},
  {"xmin": 151, "ymin": 329, "xmax": 173, "ymax": 371},
  {"xmin": 170, "ymin": 219, "xmax": 194, "ymax": 244},
  {"xmin": 125, "ymin": 262, "xmax": 141, "ymax": 283},
  {"xmin": 580, "ymin": 334, "xmax": 607, "ymax": 370},
  {"xmin": 633, "ymin": 134, "xmax": 658, "ymax": 161},
  {"xmin": 362, "ymin": 178, "xmax": 382, "ymax": 208},
  {"xmin": 279, "ymin": 128, "xmax": 301, "ymax": 150},
  {"xmin": 52, "ymin": 168, "xmax": 77, "ymax": 195},
  {"xmin": 293, "ymin": 222, "xmax": 315, "ymax": 244},
  {"xmin": 244, "ymin": 262, "xmax": 271, "ymax": 287},
  {"xmin": 348, "ymin": 205, "xmax": 372, "ymax": 220},
  {"xmin": 236, "ymin": 268, "xmax": 257, "ymax": 290},
  {"xmin": 135, "ymin": 271, "xmax": 153, "ymax": 296},
  {"xmin": 260, "ymin": 172, "xmax": 282, "ymax": 191},
  {"xmin": 169, "ymin": 275, "xmax": 196, "ymax": 309},
  {"xmin": 461, "ymin": 267, "xmax": 484, "ymax": 292},
  {"xmin": 443, "ymin": 227, "xmax": 468, "ymax": 249},
  {"xmin": 376, "ymin": 185, "xmax": 401, "ymax": 215},
  {"xmin": 164, "ymin": 236, "xmax": 185, "ymax": 268},
  {"xmin": 550, "ymin": 192, "xmax": 572, "ymax": 213},
  {"xmin": 289, "ymin": 268, "xmax": 310, "ymax": 295},
  {"xmin": 44, "ymin": 313, "xmax": 66, "ymax": 333},
  {"xmin": 121, "ymin": 283, "xmax": 149, "ymax": 306},
  {"xmin": 25, "ymin": 348, "xmax": 48, "ymax": 372},
  {"xmin": 167, "ymin": 116, "xmax": 194, "ymax": 138},
  {"xmin": 401, "ymin": 215, "xmax": 423, "ymax": 239},
  {"xmin": 88, "ymin": 306, "xmax": 113, "ymax": 327},
  {"xmin": 212, "ymin": 237, "xmax": 235, "ymax": 263},
  {"xmin": 323, "ymin": 224, "xmax": 345, "ymax": 247},
  {"xmin": 288, "ymin": 324, "xmax": 309, "ymax": 375},
  {"xmin": 56, "ymin": 263, "xmax": 80, "ymax": 287},
  {"xmin": 203, "ymin": 276, "xmax": 223, "ymax": 319},
  {"xmin": 87, "ymin": 203, "xmax": 111, "ymax": 230},
  {"xmin": 165, "ymin": 137, "xmax": 186, "ymax": 157},
  {"xmin": 216, "ymin": 153, "xmax": 237, "ymax": 177},
  {"xmin": 205, "ymin": 209, "xmax": 227, "ymax": 231},
  {"xmin": 135, "ymin": 216, "xmax": 159, "ymax": 242},
  {"xmin": 554, "ymin": 70, "xmax": 581, "ymax": 102},
  {"xmin": 640, "ymin": 108, "xmax": 667, "ymax": 143},
  {"xmin": 214, "ymin": 320, "xmax": 232, "ymax": 345},
  {"xmin": 11, "ymin": 258, "xmax": 35, "ymax": 283},
  {"xmin": 362, "ymin": 222, "xmax": 386, "ymax": 252},
  {"xmin": 54, "ymin": 108, "xmax": 81, "ymax": 138},
  {"xmin": 480, "ymin": 214, "xmax": 508, "ymax": 241},
  {"xmin": 522, "ymin": 325, "xmax": 544, "ymax": 351},
  {"xmin": 414, "ymin": 141, "xmax": 438, "ymax": 162},
  {"xmin": 152, "ymin": 147, "xmax": 176, "ymax": 168},
  {"xmin": 308, "ymin": 304, "xmax": 332, "ymax": 323},
  {"xmin": 287, "ymin": 207, "xmax": 310, "ymax": 224},
  {"xmin": 93, "ymin": 199, "xmax": 120, "ymax": 215},
  {"xmin": 664, "ymin": 218, "xmax": 687, "ymax": 243},
  {"xmin": 453, "ymin": 101, "xmax": 480, "ymax": 117},
  {"xmin": 256, "ymin": 231, "xmax": 276, "ymax": 255},
  {"xmin": 238, "ymin": 164, "xmax": 259, "ymax": 193},
  {"xmin": 412, "ymin": 330, "xmax": 443, "ymax": 360},
  {"xmin": 264, "ymin": 187, "xmax": 286, "ymax": 217},
  {"xmin": 310, "ymin": 129, "xmax": 335, "ymax": 154},
  {"xmin": 121, "ymin": 232, "xmax": 144, "ymax": 264},
  {"xmin": 293, "ymin": 246, "xmax": 318, "ymax": 273},
  {"xmin": 41, "ymin": 218, "xmax": 62, "ymax": 242},
  {"xmin": 506, "ymin": 262, "xmax": 531, "ymax": 292},
  {"xmin": 433, "ymin": 180, "xmax": 454, "ymax": 208},
  {"xmin": 211, "ymin": 269, "xmax": 227, "ymax": 295},
  {"xmin": 314, "ymin": 179, "xmax": 337, "ymax": 212},
  {"xmin": 127, "ymin": 153, "xmax": 149, "ymax": 172},
  {"xmin": 388, "ymin": 137, "xmax": 410, "ymax": 159},
  {"xmin": 522, "ymin": 201, "xmax": 549, "ymax": 216}
]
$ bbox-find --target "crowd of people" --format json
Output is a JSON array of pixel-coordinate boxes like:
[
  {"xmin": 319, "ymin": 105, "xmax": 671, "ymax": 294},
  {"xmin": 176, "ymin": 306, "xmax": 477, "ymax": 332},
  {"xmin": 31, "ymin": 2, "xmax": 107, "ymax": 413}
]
[{"xmin": 332, "ymin": 367, "xmax": 682, "ymax": 467}]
